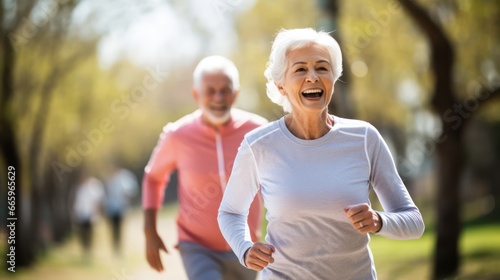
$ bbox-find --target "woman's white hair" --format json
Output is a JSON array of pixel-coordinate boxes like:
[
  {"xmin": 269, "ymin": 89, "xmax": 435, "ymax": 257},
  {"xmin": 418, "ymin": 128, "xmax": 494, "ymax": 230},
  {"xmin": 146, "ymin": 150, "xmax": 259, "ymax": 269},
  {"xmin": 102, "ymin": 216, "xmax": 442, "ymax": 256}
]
[
  {"xmin": 193, "ymin": 55, "xmax": 240, "ymax": 91},
  {"xmin": 264, "ymin": 28, "xmax": 343, "ymax": 112}
]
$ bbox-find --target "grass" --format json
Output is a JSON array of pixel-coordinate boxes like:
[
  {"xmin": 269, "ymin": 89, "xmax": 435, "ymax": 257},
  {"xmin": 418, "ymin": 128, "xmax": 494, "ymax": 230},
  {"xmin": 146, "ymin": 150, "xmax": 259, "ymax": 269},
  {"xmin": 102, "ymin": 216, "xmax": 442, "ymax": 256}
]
[{"xmin": 371, "ymin": 223, "xmax": 500, "ymax": 279}]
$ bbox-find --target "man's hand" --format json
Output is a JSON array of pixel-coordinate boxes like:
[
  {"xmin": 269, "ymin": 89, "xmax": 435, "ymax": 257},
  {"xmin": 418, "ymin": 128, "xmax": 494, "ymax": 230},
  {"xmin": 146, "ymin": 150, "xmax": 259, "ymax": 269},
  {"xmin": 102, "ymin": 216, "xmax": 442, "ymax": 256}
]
[
  {"xmin": 145, "ymin": 230, "xmax": 168, "ymax": 272},
  {"xmin": 144, "ymin": 209, "xmax": 168, "ymax": 272},
  {"xmin": 344, "ymin": 203, "xmax": 382, "ymax": 234},
  {"xmin": 244, "ymin": 242, "xmax": 275, "ymax": 271}
]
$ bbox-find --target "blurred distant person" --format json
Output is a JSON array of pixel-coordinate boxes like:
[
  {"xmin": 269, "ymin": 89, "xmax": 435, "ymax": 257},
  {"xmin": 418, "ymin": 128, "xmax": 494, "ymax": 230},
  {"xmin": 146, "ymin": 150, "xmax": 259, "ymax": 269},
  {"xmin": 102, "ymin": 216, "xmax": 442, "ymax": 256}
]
[
  {"xmin": 72, "ymin": 170, "xmax": 105, "ymax": 262},
  {"xmin": 104, "ymin": 164, "xmax": 139, "ymax": 256},
  {"xmin": 142, "ymin": 55, "xmax": 267, "ymax": 280}
]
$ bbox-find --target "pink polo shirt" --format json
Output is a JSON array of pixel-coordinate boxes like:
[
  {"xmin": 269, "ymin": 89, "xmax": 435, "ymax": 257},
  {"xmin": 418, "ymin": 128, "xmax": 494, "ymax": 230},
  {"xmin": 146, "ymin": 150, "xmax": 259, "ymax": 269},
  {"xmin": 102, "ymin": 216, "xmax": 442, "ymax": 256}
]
[{"xmin": 143, "ymin": 108, "xmax": 267, "ymax": 252}]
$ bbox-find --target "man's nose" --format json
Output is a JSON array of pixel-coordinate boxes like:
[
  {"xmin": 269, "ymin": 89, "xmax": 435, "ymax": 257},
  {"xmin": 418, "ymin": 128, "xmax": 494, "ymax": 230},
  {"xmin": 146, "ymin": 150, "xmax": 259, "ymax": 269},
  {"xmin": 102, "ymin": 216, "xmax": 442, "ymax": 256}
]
[{"xmin": 214, "ymin": 91, "xmax": 225, "ymax": 100}]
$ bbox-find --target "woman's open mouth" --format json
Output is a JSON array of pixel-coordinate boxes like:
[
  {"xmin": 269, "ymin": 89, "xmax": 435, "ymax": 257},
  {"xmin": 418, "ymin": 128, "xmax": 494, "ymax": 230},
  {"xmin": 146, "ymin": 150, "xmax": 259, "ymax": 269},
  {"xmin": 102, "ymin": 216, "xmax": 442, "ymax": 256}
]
[{"xmin": 302, "ymin": 89, "xmax": 323, "ymax": 99}]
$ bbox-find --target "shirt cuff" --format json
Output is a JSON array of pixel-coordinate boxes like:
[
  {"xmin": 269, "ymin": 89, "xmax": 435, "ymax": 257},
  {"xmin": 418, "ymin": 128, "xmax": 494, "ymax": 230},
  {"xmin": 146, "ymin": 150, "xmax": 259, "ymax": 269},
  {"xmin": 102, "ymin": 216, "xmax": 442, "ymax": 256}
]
[{"xmin": 374, "ymin": 211, "xmax": 385, "ymax": 235}]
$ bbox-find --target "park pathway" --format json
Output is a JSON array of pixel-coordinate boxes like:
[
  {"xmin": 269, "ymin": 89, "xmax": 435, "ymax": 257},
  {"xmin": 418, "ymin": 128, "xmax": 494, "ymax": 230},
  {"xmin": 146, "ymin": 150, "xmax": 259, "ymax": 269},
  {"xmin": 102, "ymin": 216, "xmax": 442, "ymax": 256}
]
[
  {"xmin": 120, "ymin": 206, "xmax": 188, "ymax": 280},
  {"xmin": 1, "ymin": 205, "xmax": 187, "ymax": 280}
]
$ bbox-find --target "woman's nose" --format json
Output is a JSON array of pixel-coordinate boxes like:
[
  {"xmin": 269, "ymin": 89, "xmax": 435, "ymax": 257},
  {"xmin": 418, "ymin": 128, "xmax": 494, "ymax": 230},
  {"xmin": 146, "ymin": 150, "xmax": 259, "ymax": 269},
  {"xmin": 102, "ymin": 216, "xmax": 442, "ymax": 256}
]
[{"xmin": 306, "ymin": 71, "xmax": 319, "ymax": 83}]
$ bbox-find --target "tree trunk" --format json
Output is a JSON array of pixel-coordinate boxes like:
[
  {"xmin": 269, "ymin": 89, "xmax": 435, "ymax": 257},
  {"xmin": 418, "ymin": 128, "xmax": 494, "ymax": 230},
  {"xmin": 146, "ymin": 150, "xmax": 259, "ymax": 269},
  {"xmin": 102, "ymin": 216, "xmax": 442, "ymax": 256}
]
[
  {"xmin": 434, "ymin": 129, "xmax": 463, "ymax": 278},
  {"xmin": 46, "ymin": 163, "xmax": 72, "ymax": 243},
  {"xmin": 397, "ymin": 0, "xmax": 463, "ymax": 278},
  {"xmin": 1, "ymin": 29, "xmax": 36, "ymax": 269},
  {"xmin": 26, "ymin": 37, "xmax": 93, "ymax": 251},
  {"xmin": 321, "ymin": 0, "xmax": 356, "ymax": 118},
  {"xmin": 28, "ymin": 58, "xmax": 59, "ymax": 254},
  {"xmin": 1, "ymin": 0, "xmax": 88, "ymax": 267}
]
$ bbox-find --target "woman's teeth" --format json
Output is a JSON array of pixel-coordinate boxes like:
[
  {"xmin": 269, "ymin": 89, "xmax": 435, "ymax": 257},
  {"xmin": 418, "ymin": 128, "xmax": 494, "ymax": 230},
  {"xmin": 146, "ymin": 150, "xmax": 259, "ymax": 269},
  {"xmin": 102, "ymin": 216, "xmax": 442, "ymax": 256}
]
[{"xmin": 302, "ymin": 89, "xmax": 323, "ymax": 98}]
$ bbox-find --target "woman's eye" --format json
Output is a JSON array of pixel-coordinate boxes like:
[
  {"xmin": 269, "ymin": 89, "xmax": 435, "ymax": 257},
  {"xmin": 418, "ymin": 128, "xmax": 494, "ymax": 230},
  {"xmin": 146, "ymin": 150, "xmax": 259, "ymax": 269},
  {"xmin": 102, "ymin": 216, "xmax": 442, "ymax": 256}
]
[
  {"xmin": 294, "ymin": 68, "xmax": 306, "ymax": 72},
  {"xmin": 317, "ymin": 67, "xmax": 328, "ymax": 71}
]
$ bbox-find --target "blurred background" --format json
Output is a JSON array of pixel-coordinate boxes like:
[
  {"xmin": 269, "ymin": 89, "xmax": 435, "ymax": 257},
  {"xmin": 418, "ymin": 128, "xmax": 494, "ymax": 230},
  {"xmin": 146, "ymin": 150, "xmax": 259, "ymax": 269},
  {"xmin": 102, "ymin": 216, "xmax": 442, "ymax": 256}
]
[{"xmin": 0, "ymin": 0, "xmax": 499, "ymax": 279}]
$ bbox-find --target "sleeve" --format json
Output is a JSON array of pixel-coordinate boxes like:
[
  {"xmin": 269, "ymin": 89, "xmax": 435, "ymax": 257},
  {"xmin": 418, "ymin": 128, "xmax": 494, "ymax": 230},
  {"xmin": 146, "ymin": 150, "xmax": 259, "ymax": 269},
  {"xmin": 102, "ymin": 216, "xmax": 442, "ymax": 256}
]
[
  {"xmin": 366, "ymin": 125, "xmax": 425, "ymax": 239},
  {"xmin": 142, "ymin": 125, "xmax": 177, "ymax": 210},
  {"xmin": 218, "ymin": 138, "xmax": 261, "ymax": 266}
]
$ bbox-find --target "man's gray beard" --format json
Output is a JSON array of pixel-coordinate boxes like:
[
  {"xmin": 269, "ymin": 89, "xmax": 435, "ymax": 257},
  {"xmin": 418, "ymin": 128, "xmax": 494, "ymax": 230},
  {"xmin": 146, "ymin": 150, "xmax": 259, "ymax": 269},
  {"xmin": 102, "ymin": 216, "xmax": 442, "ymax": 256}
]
[{"xmin": 202, "ymin": 107, "xmax": 231, "ymax": 126}]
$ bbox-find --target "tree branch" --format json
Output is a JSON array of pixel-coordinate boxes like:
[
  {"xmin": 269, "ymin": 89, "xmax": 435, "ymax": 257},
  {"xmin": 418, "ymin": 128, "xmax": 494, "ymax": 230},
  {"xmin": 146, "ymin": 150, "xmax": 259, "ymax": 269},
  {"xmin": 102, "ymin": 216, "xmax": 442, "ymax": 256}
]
[
  {"xmin": 397, "ymin": 0, "xmax": 457, "ymax": 113},
  {"xmin": 397, "ymin": 0, "xmax": 451, "ymax": 49}
]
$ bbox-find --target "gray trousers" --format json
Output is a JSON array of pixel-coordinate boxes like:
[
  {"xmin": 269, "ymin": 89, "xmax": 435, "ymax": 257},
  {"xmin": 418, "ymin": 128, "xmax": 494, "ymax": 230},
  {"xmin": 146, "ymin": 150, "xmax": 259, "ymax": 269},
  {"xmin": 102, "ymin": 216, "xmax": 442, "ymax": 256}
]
[{"xmin": 178, "ymin": 241, "xmax": 257, "ymax": 280}]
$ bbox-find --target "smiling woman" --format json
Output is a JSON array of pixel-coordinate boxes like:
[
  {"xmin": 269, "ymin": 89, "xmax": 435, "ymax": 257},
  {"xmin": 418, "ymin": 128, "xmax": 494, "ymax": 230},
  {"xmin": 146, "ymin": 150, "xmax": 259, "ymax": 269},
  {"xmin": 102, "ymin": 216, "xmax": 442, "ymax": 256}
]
[
  {"xmin": 218, "ymin": 28, "xmax": 425, "ymax": 280},
  {"xmin": 277, "ymin": 43, "xmax": 335, "ymax": 118},
  {"xmin": 264, "ymin": 28, "xmax": 343, "ymax": 113}
]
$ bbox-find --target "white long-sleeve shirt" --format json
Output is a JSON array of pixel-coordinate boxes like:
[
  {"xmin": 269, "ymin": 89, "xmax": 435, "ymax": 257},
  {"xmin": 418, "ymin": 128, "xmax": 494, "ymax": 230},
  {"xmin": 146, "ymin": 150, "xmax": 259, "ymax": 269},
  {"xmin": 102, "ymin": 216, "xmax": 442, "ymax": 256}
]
[
  {"xmin": 74, "ymin": 177, "xmax": 105, "ymax": 222},
  {"xmin": 218, "ymin": 116, "xmax": 424, "ymax": 280}
]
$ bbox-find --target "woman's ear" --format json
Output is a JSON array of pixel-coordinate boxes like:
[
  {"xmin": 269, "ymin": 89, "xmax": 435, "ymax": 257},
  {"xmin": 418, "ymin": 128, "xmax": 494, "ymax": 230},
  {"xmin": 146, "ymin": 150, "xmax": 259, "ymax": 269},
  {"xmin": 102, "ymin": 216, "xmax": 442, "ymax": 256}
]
[{"xmin": 275, "ymin": 82, "xmax": 286, "ymax": 96}]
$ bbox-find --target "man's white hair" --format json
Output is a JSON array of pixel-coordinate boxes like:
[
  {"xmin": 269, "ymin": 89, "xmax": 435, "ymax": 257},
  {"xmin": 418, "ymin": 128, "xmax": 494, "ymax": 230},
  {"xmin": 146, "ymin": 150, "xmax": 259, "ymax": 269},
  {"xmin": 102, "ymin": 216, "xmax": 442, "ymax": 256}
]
[
  {"xmin": 264, "ymin": 28, "xmax": 343, "ymax": 113},
  {"xmin": 193, "ymin": 55, "xmax": 240, "ymax": 90}
]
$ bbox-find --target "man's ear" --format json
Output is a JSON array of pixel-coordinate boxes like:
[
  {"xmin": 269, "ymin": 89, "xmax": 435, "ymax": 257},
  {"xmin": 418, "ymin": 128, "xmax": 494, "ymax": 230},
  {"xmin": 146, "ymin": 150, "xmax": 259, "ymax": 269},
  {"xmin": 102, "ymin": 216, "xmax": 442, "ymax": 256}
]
[
  {"xmin": 192, "ymin": 87, "xmax": 199, "ymax": 101},
  {"xmin": 275, "ymin": 82, "xmax": 285, "ymax": 96}
]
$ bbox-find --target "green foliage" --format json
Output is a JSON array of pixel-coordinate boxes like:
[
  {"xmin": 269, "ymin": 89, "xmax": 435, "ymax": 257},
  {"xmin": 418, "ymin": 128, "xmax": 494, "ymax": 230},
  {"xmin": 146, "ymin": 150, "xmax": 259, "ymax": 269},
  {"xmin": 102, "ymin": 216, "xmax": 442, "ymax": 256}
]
[
  {"xmin": 339, "ymin": 0, "xmax": 431, "ymax": 125},
  {"xmin": 235, "ymin": 0, "xmax": 499, "ymax": 124},
  {"xmin": 10, "ymin": 34, "xmax": 198, "ymax": 183}
]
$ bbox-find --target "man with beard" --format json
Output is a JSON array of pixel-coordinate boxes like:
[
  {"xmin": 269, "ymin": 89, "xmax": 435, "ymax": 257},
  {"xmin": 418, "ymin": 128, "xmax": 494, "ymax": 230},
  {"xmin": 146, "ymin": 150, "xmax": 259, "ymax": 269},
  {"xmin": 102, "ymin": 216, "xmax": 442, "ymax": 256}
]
[{"xmin": 142, "ymin": 56, "xmax": 267, "ymax": 280}]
